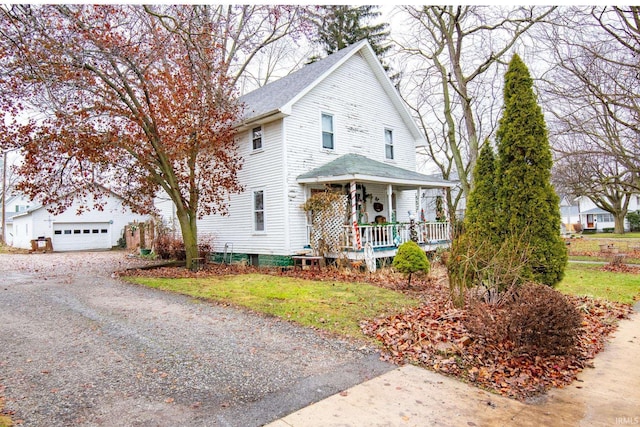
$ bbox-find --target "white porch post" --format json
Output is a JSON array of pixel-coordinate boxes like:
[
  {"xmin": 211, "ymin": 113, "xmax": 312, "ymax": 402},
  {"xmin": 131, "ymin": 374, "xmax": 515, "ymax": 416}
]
[
  {"xmin": 386, "ymin": 184, "xmax": 393, "ymax": 222},
  {"xmin": 417, "ymin": 187, "xmax": 422, "ymax": 219},
  {"xmin": 350, "ymin": 180, "xmax": 361, "ymax": 250}
]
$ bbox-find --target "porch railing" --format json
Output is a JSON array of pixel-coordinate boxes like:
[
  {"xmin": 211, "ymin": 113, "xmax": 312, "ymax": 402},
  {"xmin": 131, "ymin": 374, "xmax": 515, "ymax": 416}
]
[{"xmin": 306, "ymin": 221, "xmax": 450, "ymax": 252}]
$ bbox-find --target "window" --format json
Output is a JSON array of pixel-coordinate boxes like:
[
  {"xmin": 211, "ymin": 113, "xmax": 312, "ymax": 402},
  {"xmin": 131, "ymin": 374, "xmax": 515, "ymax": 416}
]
[
  {"xmin": 92, "ymin": 229, "xmax": 99, "ymax": 234},
  {"xmin": 252, "ymin": 126, "xmax": 262, "ymax": 150},
  {"xmin": 73, "ymin": 229, "xmax": 81, "ymax": 234},
  {"xmin": 54, "ymin": 230, "xmax": 62, "ymax": 235},
  {"xmin": 253, "ymin": 190, "xmax": 265, "ymax": 232},
  {"xmin": 597, "ymin": 213, "xmax": 614, "ymax": 223},
  {"xmin": 83, "ymin": 229, "xmax": 90, "ymax": 234},
  {"xmin": 384, "ymin": 128, "xmax": 394, "ymax": 160},
  {"xmin": 100, "ymin": 229, "xmax": 108, "ymax": 233},
  {"xmin": 64, "ymin": 230, "xmax": 72, "ymax": 235},
  {"xmin": 321, "ymin": 113, "xmax": 334, "ymax": 150}
]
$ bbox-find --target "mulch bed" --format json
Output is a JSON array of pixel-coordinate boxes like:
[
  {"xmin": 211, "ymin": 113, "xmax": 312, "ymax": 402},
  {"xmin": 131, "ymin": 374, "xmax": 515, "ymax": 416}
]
[{"xmin": 122, "ymin": 261, "xmax": 635, "ymax": 401}]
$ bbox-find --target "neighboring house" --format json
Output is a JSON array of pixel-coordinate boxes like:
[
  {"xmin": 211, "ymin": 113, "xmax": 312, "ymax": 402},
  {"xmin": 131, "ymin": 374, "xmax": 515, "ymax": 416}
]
[
  {"xmin": 3, "ymin": 193, "xmax": 32, "ymax": 245},
  {"xmin": 559, "ymin": 195, "xmax": 581, "ymax": 233},
  {"xmin": 159, "ymin": 40, "xmax": 454, "ymax": 266},
  {"xmin": 10, "ymin": 188, "xmax": 149, "ymax": 251},
  {"xmin": 577, "ymin": 195, "xmax": 640, "ymax": 232}
]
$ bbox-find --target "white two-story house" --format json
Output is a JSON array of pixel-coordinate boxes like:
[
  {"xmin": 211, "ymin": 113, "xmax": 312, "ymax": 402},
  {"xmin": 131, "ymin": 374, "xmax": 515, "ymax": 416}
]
[{"xmin": 164, "ymin": 40, "xmax": 454, "ymax": 267}]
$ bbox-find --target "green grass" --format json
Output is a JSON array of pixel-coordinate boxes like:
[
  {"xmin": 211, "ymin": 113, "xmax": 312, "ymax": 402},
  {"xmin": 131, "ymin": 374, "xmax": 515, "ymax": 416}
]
[
  {"xmin": 557, "ymin": 263, "xmax": 640, "ymax": 304},
  {"xmin": 0, "ymin": 396, "xmax": 11, "ymax": 427},
  {"xmin": 566, "ymin": 235, "xmax": 640, "ymax": 264},
  {"xmin": 587, "ymin": 232, "xmax": 640, "ymax": 239},
  {"xmin": 123, "ymin": 273, "xmax": 420, "ymax": 339}
]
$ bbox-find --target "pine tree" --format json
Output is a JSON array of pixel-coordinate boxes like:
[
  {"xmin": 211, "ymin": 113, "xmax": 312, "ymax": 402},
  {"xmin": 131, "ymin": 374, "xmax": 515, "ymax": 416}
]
[
  {"xmin": 463, "ymin": 140, "xmax": 498, "ymax": 244},
  {"xmin": 308, "ymin": 6, "xmax": 393, "ymax": 74},
  {"xmin": 495, "ymin": 54, "xmax": 567, "ymax": 286}
]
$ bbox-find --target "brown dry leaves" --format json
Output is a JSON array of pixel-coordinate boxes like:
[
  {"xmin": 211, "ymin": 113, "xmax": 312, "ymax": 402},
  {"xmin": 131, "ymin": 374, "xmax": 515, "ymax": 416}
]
[{"xmin": 360, "ymin": 278, "xmax": 633, "ymax": 400}]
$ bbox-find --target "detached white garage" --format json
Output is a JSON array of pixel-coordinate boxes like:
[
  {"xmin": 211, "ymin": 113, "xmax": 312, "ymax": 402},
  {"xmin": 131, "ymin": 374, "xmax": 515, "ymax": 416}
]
[
  {"xmin": 52, "ymin": 222, "xmax": 112, "ymax": 251},
  {"xmin": 11, "ymin": 188, "xmax": 150, "ymax": 252}
]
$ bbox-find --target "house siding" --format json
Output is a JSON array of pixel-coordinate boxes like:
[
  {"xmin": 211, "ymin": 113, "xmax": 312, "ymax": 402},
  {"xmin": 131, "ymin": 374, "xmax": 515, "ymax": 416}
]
[
  {"xmin": 284, "ymin": 52, "xmax": 421, "ymax": 252},
  {"xmin": 197, "ymin": 120, "xmax": 288, "ymax": 255}
]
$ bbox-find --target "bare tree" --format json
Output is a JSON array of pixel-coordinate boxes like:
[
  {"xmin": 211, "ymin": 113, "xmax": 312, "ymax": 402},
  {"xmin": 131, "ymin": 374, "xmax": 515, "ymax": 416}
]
[
  {"xmin": 551, "ymin": 111, "xmax": 637, "ymax": 233},
  {"xmin": 393, "ymin": 5, "xmax": 556, "ymax": 214},
  {"xmin": 540, "ymin": 6, "xmax": 640, "ymax": 174},
  {"xmin": 536, "ymin": 6, "xmax": 640, "ymax": 234}
]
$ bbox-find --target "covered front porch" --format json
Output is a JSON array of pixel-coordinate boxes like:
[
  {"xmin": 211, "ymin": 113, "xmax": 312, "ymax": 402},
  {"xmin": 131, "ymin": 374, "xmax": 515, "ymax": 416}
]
[{"xmin": 297, "ymin": 154, "xmax": 456, "ymax": 263}]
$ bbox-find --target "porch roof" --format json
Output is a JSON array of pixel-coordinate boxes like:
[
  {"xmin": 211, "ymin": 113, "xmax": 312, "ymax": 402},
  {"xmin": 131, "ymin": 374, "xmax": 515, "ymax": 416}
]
[
  {"xmin": 581, "ymin": 207, "xmax": 610, "ymax": 215},
  {"xmin": 296, "ymin": 153, "xmax": 456, "ymax": 188}
]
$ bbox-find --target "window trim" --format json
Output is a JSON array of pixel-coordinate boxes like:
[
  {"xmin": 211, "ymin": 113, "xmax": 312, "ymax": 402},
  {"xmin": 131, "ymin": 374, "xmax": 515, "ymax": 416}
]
[
  {"xmin": 252, "ymin": 125, "xmax": 263, "ymax": 151},
  {"xmin": 252, "ymin": 189, "xmax": 266, "ymax": 233},
  {"xmin": 384, "ymin": 127, "xmax": 394, "ymax": 160},
  {"xmin": 321, "ymin": 112, "xmax": 334, "ymax": 150}
]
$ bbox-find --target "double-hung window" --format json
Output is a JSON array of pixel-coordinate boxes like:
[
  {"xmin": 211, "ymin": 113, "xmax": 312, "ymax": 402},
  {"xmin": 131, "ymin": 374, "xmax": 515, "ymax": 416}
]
[
  {"xmin": 385, "ymin": 128, "xmax": 394, "ymax": 160},
  {"xmin": 253, "ymin": 190, "xmax": 265, "ymax": 232},
  {"xmin": 252, "ymin": 126, "xmax": 263, "ymax": 151},
  {"xmin": 321, "ymin": 113, "xmax": 334, "ymax": 150}
]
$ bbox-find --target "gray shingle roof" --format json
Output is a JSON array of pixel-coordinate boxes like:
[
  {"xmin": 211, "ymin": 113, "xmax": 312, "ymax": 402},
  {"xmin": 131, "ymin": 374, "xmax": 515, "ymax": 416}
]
[
  {"xmin": 239, "ymin": 41, "xmax": 367, "ymax": 122},
  {"xmin": 297, "ymin": 154, "xmax": 454, "ymax": 188}
]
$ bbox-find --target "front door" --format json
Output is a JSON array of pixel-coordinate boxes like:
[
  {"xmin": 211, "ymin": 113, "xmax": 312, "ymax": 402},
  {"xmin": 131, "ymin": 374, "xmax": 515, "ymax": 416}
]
[{"xmin": 586, "ymin": 214, "xmax": 595, "ymax": 229}]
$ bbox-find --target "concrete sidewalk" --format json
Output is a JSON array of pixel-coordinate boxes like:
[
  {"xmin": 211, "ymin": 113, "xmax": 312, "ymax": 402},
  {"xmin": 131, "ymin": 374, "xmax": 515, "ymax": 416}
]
[{"xmin": 268, "ymin": 304, "xmax": 640, "ymax": 427}]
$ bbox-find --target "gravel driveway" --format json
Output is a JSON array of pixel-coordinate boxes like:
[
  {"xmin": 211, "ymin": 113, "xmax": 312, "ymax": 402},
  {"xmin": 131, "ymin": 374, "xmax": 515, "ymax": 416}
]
[{"xmin": 0, "ymin": 251, "xmax": 393, "ymax": 426}]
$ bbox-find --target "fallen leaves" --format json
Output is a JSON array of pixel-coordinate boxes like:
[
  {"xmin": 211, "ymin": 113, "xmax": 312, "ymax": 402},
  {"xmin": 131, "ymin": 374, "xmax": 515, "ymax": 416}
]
[{"xmin": 361, "ymin": 281, "xmax": 633, "ymax": 400}]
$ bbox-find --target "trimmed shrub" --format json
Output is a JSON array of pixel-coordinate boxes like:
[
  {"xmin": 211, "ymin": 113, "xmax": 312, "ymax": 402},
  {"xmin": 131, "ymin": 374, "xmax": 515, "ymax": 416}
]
[
  {"xmin": 393, "ymin": 241, "xmax": 430, "ymax": 287},
  {"xmin": 466, "ymin": 283, "xmax": 582, "ymax": 356},
  {"xmin": 504, "ymin": 283, "xmax": 582, "ymax": 355}
]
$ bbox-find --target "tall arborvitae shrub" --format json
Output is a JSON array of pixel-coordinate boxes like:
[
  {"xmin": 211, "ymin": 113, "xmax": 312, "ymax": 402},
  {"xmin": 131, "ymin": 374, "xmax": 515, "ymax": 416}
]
[
  {"xmin": 495, "ymin": 54, "xmax": 567, "ymax": 287},
  {"xmin": 463, "ymin": 141, "xmax": 498, "ymax": 243}
]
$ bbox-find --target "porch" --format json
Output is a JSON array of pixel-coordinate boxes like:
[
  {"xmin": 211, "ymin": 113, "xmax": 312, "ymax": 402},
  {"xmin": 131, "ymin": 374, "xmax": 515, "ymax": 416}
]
[
  {"xmin": 306, "ymin": 220, "xmax": 450, "ymax": 260},
  {"xmin": 297, "ymin": 153, "xmax": 455, "ymax": 265}
]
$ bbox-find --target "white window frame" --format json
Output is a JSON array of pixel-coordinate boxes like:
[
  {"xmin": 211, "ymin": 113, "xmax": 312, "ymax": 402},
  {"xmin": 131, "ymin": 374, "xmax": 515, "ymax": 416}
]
[
  {"xmin": 253, "ymin": 189, "xmax": 266, "ymax": 233},
  {"xmin": 384, "ymin": 127, "xmax": 394, "ymax": 160},
  {"xmin": 252, "ymin": 126, "xmax": 263, "ymax": 151},
  {"xmin": 321, "ymin": 112, "xmax": 334, "ymax": 150}
]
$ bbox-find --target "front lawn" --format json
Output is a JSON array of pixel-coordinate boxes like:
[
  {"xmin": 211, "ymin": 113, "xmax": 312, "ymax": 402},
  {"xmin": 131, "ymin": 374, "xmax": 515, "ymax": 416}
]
[
  {"xmin": 557, "ymin": 263, "xmax": 640, "ymax": 304},
  {"xmin": 121, "ymin": 261, "xmax": 637, "ymax": 401},
  {"xmin": 566, "ymin": 235, "xmax": 640, "ymax": 264},
  {"xmin": 123, "ymin": 271, "xmax": 420, "ymax": 339}
]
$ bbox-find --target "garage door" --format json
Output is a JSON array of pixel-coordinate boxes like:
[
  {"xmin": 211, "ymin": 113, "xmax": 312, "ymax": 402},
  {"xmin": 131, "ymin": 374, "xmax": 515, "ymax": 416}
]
[{"xmin": 52, "ymin": 223, "xmax": 111, "ymax": 251}]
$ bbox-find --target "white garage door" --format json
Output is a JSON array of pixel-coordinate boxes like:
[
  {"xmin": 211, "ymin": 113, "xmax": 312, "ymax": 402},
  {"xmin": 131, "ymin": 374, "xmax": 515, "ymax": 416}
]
[{"xmin": 52, "ymin": 223, "xmax": 111, "ymax": 251}]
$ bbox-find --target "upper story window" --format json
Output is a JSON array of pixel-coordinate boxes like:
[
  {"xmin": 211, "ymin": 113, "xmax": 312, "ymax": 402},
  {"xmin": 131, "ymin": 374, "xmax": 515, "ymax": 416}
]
[
  {"xmin": 321, "ymin": 113, "xmax": 334, "ymax": 150},
  {"xmin": 252, "ymin": 126, "xmax": 262, "ymax": 150},
  {"xmin": 253, "ymin": 190, "xmax": 265, "ymax": 232},
  {"xmin": 384, "ymin": 128, "xmax": 394, "ymax": 160}
]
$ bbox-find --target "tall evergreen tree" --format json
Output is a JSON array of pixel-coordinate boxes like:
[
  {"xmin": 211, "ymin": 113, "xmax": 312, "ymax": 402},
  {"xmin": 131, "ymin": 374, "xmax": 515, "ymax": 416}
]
[
  {"xmin": 463, "ymin": 140, "xmax": 498, "ymax": 243},
  {"xmin": 495, "ymin": 54, "xmax": 567, "ymax": 286},
  {"xmin": 308, "ymin": 6, "xmax": 393, "ymax": 74}
]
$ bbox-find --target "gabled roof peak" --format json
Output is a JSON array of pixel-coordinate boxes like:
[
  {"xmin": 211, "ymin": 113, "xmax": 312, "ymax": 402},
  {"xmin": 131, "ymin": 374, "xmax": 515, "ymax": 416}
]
[{"xmin": 238, "ymin": 40, "xmax": 369, "ymax": 125}]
